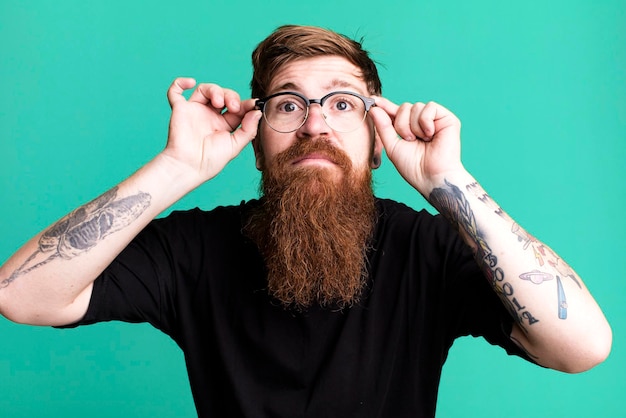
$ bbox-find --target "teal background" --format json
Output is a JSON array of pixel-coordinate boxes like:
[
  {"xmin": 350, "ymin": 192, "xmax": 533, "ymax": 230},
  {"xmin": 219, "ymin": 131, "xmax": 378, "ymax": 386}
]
[{"xmin": 1, "ymin": 0, "xmax": 624, "ymax": 416}]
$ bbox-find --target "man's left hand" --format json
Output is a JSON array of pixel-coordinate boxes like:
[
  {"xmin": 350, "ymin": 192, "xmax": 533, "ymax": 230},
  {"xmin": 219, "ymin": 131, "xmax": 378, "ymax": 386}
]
[{"xmin": 369, "ymin": 98, "xmax": 464, "ymax": 195}]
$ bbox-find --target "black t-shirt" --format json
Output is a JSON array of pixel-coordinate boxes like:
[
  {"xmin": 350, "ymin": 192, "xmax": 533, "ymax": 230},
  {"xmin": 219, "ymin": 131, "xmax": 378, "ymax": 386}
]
[{"xmin": 70, "ymin": 198, "xmax": 528, "ymax": 417}]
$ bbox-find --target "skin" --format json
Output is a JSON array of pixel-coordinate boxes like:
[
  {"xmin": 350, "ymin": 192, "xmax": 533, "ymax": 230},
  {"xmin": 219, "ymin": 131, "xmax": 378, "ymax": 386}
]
[
  {"xmin": 0, "ymin": 55, "xmax": 611, "ymax": 374},
  {"xmin": 253, "ymin": 56, "xmax": 382, "ymax": 178}
]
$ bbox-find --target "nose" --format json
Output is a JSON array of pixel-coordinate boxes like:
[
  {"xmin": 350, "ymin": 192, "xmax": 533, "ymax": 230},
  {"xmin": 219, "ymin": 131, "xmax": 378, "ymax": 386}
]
[{"xmin": 297, "ymin": 103, "xmax": 330, "ymax": 138}]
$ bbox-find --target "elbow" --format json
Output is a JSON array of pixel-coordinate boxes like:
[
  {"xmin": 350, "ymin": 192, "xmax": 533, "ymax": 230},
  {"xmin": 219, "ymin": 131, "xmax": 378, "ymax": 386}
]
[
  {"xmin": 0, "ymin": 265, "xmax": 92, "ymax": 326},
  {"xmin": 2, "ymin": 303, "xmax": 70, "ymax": 327},
  {"xmin": 0, "ymin": 288, "xmax": 59, "ymax": 326},
  {"xmin": 559, "ymin": 323, "xmax": 613, "ymax": 374},
  {"xmin": 0, "ymin": 299, "xmax": 41, "ymax": 325},
  {"xmin": 0, "ymin": 308, "xmax": 27, "ymax": 326},
  {"xmin": 0, "ymin": 272, "xmax": 27, "ymax": 324},
  {"xmin": 580, "ymin": 330, "xmax": 613, "ymax": 373},
  {"xmin": 0, "ymin": 286, "xmax": 34, "ymax": 325},
  {"xmin": 0, "ymin": 292, "xmax": 16, "ymax": 323},
  {"xmin": 0, "ymin": 284, "xmax": 91, "ymax": 326}
]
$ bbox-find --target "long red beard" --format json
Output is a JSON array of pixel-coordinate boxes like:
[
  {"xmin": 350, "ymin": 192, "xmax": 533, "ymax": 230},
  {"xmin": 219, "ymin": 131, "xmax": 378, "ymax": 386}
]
[{"xmin": 244, "ymin": 139, "xmax": 376, "ymax": 310}]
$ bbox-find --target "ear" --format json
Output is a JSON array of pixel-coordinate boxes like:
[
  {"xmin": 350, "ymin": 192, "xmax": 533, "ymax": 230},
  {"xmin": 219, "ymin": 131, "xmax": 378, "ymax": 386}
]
[
  {"xmin": 252, "ymin": 137, "xmax": 264, "ymax": 171},
  {"xmin": 370, "ymin": 130, "xmax": 383, "ymax": 169}
]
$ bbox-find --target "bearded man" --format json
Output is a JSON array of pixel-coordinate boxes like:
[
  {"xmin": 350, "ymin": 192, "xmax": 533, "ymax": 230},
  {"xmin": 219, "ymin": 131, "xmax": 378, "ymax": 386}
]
[{"xmin": 0, "ymin": 25, "xmax": 611, "ymax": 417}]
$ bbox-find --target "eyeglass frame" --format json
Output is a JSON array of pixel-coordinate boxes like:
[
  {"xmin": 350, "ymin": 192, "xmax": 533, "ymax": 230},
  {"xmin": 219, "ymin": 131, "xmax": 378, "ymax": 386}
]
[{"xmin": 254, "ymin": 90, "xmax": 377, "ymax": 133}]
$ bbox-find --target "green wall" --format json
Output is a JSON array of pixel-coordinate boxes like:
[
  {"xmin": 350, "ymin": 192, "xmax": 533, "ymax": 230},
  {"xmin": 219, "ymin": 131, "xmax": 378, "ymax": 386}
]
[{"xmin": 1, "ymin": 0, "xmax": 624, "ymax": 416}]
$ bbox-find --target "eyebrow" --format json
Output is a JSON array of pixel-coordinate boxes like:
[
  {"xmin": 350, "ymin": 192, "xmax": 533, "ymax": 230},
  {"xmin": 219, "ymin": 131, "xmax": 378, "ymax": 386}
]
[
  {"xmin": 324, "ymin": 79, "xmax": 365, "ymax": 93},
  {"xmin": 272, "ymin": 79, "xmax": 366, "ymax": 96}
]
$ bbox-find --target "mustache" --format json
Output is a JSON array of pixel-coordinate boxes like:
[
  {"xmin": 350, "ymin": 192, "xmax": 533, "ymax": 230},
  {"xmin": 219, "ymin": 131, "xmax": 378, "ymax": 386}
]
[
  {"xmin": 245, "ymin": 142, "xmax": 376, "ymax": 309},
  {"xmin": 273, "ymin": 138, "xmax": 353, "ymax": 172}
]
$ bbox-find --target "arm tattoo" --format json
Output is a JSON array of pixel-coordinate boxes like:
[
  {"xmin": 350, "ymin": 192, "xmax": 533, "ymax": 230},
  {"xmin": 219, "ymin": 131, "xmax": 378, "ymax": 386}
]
[
  {"xmin": 519, "ymin": 270, "xmax": 570, "ymax": 321},
  {"xmin": 453, "ymin": 180, "xmax": 581, "ymax": 321},
  {"xmin": 513, "ymin": 226, "xmax": 581, "ymax": 288},
  {"xmin": 556, "ymin": 276, "xmax": 568, "ymax": 319},
  {"xmin": 500, "ymin": 190, "xmax": 580, "ymax": 320},
  {"xmin": 1, "ymin": 187, "xmax": 151, "ymax": 289},
  {"xmin": 466, "ymin": 181, "xmax": 510, "ymax": 221},
  {"xmin": 429, "ymin": 179, "xmax": 539, "ymax": 330}
]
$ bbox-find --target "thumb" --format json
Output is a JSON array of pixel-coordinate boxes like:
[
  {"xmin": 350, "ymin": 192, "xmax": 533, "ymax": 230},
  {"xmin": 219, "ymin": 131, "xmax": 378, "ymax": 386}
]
[
  {"xmin": 369, "ymin": 106, "xmax": 401, "ymax": 159},
  {"xmin": 167, "ymin": 77, "xmax": 196, "ymax": 108},
  {"xmin": 230, "ymin": 110, "xmax": 263, "ymax": 153}
]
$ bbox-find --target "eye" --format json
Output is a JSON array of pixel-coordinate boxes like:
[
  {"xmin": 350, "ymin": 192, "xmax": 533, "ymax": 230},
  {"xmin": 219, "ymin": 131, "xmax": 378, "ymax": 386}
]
[
  {"xmin": 336, "ymin": 100, "xmax": 350, "ymax": 111},
  {"xmin": 328, "ymin": 95, "xmax": 358, "ymax": 112},
  {"xmin": 280, "ymin": 101, "xmax": 299, "ymax": 112},
  {"xmin": 271, "ymin": 96, "xmax": 305, "ymax": 113}
]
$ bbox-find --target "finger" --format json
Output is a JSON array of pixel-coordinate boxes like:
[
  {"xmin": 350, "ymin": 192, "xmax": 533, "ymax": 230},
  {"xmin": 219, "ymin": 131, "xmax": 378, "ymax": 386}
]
[
  {"xmin": 409, "ymin": 102, "xmax": 432, "ymax": 141},
  {"xmin": 167, "ymin": 77, "xmax": 196, "ymax": 108},
  {"xmin": 230, "ymin": 110, "xmax": 263, "ymax": 153},
  {"xmin": 416, "ymin": 102, "xmax": 439, "ymax": 140},
  {"xmin": 189, "ymin": 83, "xmax": 226, "ymax": 108},
  {"xmin": 368, "ymin": 106, "xmax": 402, "ymax": 158},
  {"xmin": 222, "ymin": 98, "xmax": 258, "ymax": 131},
  {"xmin": 394, "ymin": 102, "xmax": 420, "ymax": 141},
  {"xmin": 240, "ymin": 98, "xmax": 260, "ymax": 113},
  {"xmin": 371, "ymin": 96, "xmax": 399, "ymax": 120},
  {"xmin": 223, "ymin": 89, "xmax": 242, "ymax": 113},
  {"xmin": 191, "ymin": 84, "xmax": 244, "ymax": 115}
]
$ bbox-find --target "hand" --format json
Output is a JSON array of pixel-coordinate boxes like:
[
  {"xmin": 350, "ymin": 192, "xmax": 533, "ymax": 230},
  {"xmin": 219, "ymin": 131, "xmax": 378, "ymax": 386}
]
[
  {"xmin": 162, "ymin": 78, "xmax": 262, "ymax": 183},
  {"xmin": 369, "ymin": 98, "xmax": 464, "ymax": 195}
]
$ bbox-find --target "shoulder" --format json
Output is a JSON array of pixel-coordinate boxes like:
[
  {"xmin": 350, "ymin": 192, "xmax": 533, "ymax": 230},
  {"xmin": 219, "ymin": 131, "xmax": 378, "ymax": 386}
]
[
  {"xmin": 156, "ymin": 200, "xmax": 259, "ymax": 227},
  {"xmin": 375, "ymin": 197, "xmax": 430, "ymax": 216},
  {"xmin": 375, "ymin": 198, "xmax": 446, "ymax": 232},
  {"xmin": 374, "ymin": 197, "xmax": 465, "ymax": 251},
  {"xmin": 140, "ymin": 200, "xmax": 260, "ymax": 246}
]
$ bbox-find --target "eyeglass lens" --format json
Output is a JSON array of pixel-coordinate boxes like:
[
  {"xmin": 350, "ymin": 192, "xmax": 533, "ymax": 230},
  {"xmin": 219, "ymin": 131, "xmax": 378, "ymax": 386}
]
[{"xmin": 263, "ymin": 92, "xmax": 367, "ymax": 133}]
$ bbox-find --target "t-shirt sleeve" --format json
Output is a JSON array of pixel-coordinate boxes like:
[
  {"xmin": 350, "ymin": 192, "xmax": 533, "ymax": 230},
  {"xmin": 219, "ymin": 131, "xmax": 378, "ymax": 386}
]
[
  {"xmin": 59, "ymin": 209, "xmax": 205, "ymax": 340},
  {"xmin": 433, "ymin": 214, "xmax": 534, "ymax": 361}
]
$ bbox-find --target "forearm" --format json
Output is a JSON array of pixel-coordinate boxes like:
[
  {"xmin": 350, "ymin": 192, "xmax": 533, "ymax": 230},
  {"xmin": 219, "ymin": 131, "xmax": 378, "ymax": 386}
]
[
  {"xmin": 427, "ymin": 169, "xmax": 612, "ymax": 372},
  {"xmin": 0, "ymin": 153, "xmax": 202, "ymax": 326}
]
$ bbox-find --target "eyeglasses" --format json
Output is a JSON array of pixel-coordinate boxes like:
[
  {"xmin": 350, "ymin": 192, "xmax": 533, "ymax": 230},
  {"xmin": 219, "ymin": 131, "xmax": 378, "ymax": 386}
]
[{"xmin": 255, "ymin": 91, "xmax": 376, "ymax": 133}]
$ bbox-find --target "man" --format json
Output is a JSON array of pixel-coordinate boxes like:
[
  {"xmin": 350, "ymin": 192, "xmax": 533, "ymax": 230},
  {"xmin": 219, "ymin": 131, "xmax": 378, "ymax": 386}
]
[{"xmin": 0, "ymin": 25, "xmax": 612, "ymax": 417}]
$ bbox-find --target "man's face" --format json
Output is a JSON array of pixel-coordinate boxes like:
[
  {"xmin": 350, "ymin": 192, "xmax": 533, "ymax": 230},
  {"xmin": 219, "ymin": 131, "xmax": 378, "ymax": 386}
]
[{"xmin": 254, "ymin": 56, "xmax": 382, "ymax": 179}]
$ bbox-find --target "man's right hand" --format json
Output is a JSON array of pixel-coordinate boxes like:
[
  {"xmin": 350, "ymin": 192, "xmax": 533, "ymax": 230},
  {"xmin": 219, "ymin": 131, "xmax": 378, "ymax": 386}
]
[
  {"xmin": 0, "ymin": 79, "xmax": 262, "ymax": 326},
  {"xmin": 162, "ymin": 78, "xmax": 262, "ymax": 184}
]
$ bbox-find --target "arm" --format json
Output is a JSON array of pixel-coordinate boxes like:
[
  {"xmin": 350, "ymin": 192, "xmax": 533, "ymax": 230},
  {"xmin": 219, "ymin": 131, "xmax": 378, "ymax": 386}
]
[
  {"xmin": 369, "ymin": 99, "xmax": 612, "ymax": 373},
  {"xmin": 0, "ymin": 78, "xmax": 262, "ymax": 326}
]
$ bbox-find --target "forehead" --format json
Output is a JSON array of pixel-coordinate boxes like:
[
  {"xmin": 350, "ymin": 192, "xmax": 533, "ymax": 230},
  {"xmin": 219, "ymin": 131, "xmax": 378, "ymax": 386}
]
[{"xmin": 268, "ymin": 56, "xmax": 368, "ymax": 96}]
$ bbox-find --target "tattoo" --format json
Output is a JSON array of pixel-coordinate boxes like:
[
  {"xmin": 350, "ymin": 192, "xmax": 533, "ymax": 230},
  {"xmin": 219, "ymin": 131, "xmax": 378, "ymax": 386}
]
[
  {"xmin": 469, "ymin": 183, "xmax": 582, "ymax": 321},
  {"xmin": 556, "ymin": 276, "xmax": 568, "ymax": 319},
  {"xmin": 511, "ymin": 223, "xmax": 581, "ymax": 288},
  {"xmin": 1, "ymin": 187, "xmax": 151, "ymax": 289},
  {"xmin": 511, "ymin": 223, "xmax": 580, "ymax": 320},
  {"xmin": 519, "ymin": 269, "xmax": 569, "ymax": 321},
  {"xmin": 511, "ymin": 223, "xmax": 533, "ymax": 250},
  {"xmin": 519, "ymin": 270, "xmax": 554, "ymax": 285},
  {"xmin": 466, "ymin": 182, "xmax": 510, "ymax": 221},
  {"xmin": 548, "ymin": 256, "xmax": 581, "ymax": 288},
  {"xmin": 429, "ymin": 180, "xmax": 539, "ymax": 330}
]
